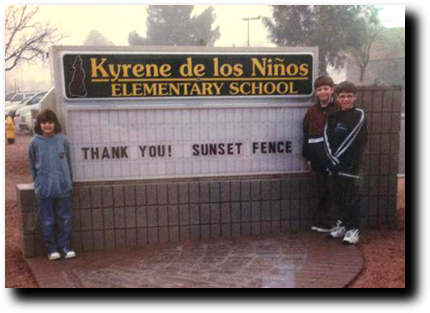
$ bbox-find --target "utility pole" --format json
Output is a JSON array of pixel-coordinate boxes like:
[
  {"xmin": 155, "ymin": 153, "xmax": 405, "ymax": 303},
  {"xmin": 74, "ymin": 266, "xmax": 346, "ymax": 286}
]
[{"xmin": 242, "ymin": 16, "xmax": 261, "ymax": 47}]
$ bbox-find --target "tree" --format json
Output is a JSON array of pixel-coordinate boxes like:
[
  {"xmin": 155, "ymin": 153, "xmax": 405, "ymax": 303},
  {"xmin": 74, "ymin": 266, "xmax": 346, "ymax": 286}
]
[
  {"xmin": 83, "ymin": 29, "xmax": 116, "ymax": 46},
  {"xmin": 345, "ymin": 6, "xmax": 383, "ymax": 82},
  {"xmin": 128, "ymin": 30, "xmax": 148, "ymax": 46},
  {"xmin": 262, "ymin": 5, "xmax": 374, "ymax": 75},
  {"xmin": 5, "ymin": 5, "xmax": 64, "ymax": 71},
  {"xmin": 128, "ymin": 5, "xmax": 220, "ymax": 46}
]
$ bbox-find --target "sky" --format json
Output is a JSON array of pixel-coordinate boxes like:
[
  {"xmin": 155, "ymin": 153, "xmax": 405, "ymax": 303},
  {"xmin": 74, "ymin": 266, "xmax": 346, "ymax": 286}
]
[
  {"xmin": 37, "ymin": 5, "xmax": 405, "ymax": 47},
  {"xmin": 39, "ymin": 5, "xmax": 275, "ymax": 47},
  {"xmin": 5, "ymin": 4, "xmax": 405, "ymax": 92},
  {"xmin": 376, "ymin": 5, "xmax": 405, "ymax": 27}
]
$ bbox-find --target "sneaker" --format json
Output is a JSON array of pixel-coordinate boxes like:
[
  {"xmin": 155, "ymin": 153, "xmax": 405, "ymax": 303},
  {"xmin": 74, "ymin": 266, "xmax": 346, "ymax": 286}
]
[
  {"xmin": 330, "ymin": 221, "xmax": 346, "ymax": 238},
  {"xmin": 62, "ymin": 249, "xmax": 76, "ymax": 259},
  {"xmin": 48, "ymin": 251, "xmax": 61, "ymax": 261},
  {"xmin": 311, "ymin": 219, "xmax": 341, "ymax": 233},
  {"xmin": 312, "ymin": 219, "xmax": 333, "ymax": 233},
  {"xmin": 311, "ymin": 225, "xmax": 332, "ymax": 233},
  {"xmin": 343, "ymin": 229, "xmax": 359, "ymax": 245}
]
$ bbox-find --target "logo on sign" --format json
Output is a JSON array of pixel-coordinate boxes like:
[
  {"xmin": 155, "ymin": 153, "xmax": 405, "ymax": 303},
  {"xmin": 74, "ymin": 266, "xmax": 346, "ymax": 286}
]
[{"xmin": 67, "ymin": 55, "xmax": 88, "ymax": 98}]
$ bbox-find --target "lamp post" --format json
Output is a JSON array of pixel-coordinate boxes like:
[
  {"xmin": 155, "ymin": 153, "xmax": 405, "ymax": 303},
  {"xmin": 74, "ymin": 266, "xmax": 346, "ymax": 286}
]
[{"xmin": 242, "ymin": 16, "xmax": 261, "ymax": 47}]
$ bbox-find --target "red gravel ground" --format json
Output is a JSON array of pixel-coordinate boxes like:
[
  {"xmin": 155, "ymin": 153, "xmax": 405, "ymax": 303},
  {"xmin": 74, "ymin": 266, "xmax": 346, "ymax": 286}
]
[
  {"xmin": 5, "ymin": 132, "xmax": 405, "ymax": 288},
  {"xmin": 348, "ymin": 178, "xmax": 406, "ymax": 288},
  {"xmin": 5, "ymin": 132, "xmax": 38, "ymax": 288}
]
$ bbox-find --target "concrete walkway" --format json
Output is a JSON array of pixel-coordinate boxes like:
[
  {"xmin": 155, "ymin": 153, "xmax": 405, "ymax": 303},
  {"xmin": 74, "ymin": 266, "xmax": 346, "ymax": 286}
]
[{"xmin": 26, "ymin": 232, "xmax": 363, "ymax": 288}]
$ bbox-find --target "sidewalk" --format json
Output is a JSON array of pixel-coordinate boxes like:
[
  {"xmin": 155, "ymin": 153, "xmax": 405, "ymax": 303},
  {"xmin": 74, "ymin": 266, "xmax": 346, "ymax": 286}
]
[{"xmin": 26, "ymin": 231, "xmax": 362, "ymax": 288}]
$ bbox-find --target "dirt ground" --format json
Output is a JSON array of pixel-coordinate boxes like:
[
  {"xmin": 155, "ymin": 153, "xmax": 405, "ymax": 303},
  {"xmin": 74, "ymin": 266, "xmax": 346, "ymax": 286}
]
[
  {"xmin": 5, "ymin": 132, "xmax": 405, "ymax": 288},
  {"xmin": 5, "ymin": 132, "xmax": 39, "ymax": 288},
  {"xmin": 348, "ymin": 192, "xmax": 405, "ymax": 288}
]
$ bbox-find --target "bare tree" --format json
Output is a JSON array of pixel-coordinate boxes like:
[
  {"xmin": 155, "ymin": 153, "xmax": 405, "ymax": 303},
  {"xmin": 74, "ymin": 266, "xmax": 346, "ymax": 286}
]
[{"xmin": 5, "ymin": 5, "xmax": 65, "ymax": 71}]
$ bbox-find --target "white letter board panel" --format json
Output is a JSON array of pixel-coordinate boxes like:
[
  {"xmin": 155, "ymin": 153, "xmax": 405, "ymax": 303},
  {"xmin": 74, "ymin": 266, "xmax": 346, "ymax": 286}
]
[{"xmin": 68, "ymin": 107, "xmax": 307, "ymax": 181}]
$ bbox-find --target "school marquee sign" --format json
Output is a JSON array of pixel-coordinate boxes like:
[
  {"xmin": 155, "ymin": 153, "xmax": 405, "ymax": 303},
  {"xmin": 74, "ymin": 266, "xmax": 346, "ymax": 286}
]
[
  {"xmin": 52, "ymin": 46, "xmax": 317, "ymax": 182},
  {"xmin": 62, "ymin": 52, "xmax": 314, "ymax": 99}
]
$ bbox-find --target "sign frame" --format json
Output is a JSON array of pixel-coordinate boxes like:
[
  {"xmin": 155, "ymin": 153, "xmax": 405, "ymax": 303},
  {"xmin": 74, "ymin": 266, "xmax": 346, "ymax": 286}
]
[
  {"xmin": 51, "ymin": 46, "xmax": 318, "ymax": 182},
  {"xmin": 53, "ymin": 46, "xmax": 318, "ymax": 105}
]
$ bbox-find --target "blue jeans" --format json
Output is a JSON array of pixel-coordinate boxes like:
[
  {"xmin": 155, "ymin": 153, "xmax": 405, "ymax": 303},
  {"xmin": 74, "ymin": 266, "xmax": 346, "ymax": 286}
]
[{"xmin": 38, "ymin": 196, "xmax": 72, "ymax": 254}]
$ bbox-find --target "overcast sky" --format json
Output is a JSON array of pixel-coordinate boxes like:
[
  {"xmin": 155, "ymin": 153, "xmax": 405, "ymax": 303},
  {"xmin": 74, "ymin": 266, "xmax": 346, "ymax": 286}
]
[
  {"xmin": 37, "ymin": 5, "xmax": 405, "ymax": 47},
  {"xmin": 5, "ymin": 5, "xmax": 405, "ymax": 91},
  {"xmin": 39, "ymin": 5, "xmax": 275, "ymax": 47}
]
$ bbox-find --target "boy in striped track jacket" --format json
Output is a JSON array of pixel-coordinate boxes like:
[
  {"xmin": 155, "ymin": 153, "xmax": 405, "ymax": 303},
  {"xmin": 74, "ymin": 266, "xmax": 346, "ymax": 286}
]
[{"xmin": 324, "ymin": 81, "xmax": 368, "ymax": 245}]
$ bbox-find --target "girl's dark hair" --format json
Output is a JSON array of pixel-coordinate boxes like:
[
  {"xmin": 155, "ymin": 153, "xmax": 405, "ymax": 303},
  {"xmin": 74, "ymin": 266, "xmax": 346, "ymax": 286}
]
[
  {"xmin": 314, "ymin": 75, "xmax": 334, "ymax": 88},
  {"xmin": 34, "ymin": 109, "xmax": 62, "ymax": 135},
  {"xmin": 335, "ymin": 81, "xmax": 357, "ymax": 95}
]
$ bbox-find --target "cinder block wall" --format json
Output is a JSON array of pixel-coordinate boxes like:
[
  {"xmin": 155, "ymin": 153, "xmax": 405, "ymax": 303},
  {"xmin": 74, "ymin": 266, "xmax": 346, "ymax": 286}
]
[
  {"xmin": 355, "ymin": 86, "xmax": 402, "ymax": 227},
  {"xmin": 16, "ymin": 86, "xmax": 402, "ymax": 257}
]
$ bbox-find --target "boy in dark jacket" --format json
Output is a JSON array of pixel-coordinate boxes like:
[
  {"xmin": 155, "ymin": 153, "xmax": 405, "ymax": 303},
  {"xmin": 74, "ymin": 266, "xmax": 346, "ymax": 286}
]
[
  {"xmin": 302, "ymin": 75, "xmax": 339, "ymax": 232},
  {"xmin": 324, "ymin": 81, "xmax": 368, "ymax": 244}
]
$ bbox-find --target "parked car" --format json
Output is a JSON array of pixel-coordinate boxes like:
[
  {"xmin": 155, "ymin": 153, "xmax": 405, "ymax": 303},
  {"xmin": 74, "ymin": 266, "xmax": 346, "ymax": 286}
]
[
  {"xmin": 5, "ymin": 93, "xmax": 16, "ymax": 101},
  {"xmin": 13, "ymin": 91, "xmax": 47, "ymax": 131},
  {"xmin": 5, "ymin": 91, "xmax": 37, "ymax": 107}
]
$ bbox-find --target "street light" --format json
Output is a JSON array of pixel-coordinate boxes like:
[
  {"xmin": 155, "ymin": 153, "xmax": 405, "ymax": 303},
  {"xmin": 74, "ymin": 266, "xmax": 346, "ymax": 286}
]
[{"xmin": 242, "ymin": 16, "xmax": 261, "ymax": 47}]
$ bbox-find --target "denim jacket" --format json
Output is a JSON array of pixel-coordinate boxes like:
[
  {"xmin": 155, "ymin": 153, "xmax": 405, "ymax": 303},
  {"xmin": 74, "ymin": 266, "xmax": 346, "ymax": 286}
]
[{"xmin": 28, "ymin": 133, "xmax": 73, "ymax": 198}]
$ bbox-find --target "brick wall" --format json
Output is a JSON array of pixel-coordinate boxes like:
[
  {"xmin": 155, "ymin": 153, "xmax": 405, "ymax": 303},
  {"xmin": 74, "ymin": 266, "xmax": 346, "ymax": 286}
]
[{"xmin": 16, "ymin": 86, "xmax": 402, "ymax": 257}]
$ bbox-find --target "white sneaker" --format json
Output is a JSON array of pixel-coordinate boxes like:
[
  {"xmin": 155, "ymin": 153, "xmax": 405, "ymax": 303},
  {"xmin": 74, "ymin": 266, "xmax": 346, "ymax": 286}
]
[
  {"xmin": 48, "ymin": 252, "xmax": 61, "ymax": 260},
  {"xmin": 343, "ymin": 229, "xmax": 359, "ymax": 245},
  {"xmin": 312, "ymin": 220, "xmax": 343, "ymax": 233},
  {"xmin": 311, "ymin": 226, "xmax": 332, "ymax": 233},
  {"xmin": 330, "ymin": 224, "xmax": 346, "ymax": 238},
  {"xmin": 63, "ymin": 250, "xmax": 76, "ymax": 259}
]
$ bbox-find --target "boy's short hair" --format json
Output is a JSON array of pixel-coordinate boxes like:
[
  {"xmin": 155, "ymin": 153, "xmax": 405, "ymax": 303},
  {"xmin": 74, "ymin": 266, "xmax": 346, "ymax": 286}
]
[
  {"xmin": 335, "ymin": 81, "xmax": 357, "ymax": 95},
  {"xmin": 314, "ymin": 75, "xmax": 334, "ymax": 88},
  {"xmin": 34, "ymin": 109, "xmax": 62, "ymax": 135}
]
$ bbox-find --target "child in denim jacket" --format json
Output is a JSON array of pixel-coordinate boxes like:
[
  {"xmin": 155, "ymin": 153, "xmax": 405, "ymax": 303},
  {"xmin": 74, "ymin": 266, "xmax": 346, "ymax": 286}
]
[{"xmin": 29, "ymin": 109, "xmax": 76, "ymax": 260}]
